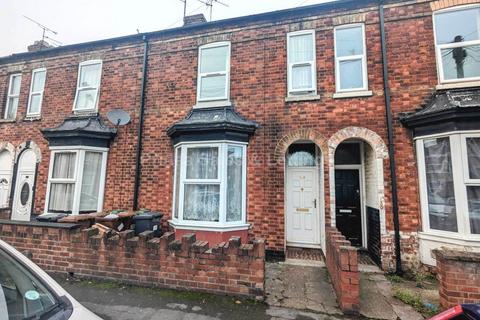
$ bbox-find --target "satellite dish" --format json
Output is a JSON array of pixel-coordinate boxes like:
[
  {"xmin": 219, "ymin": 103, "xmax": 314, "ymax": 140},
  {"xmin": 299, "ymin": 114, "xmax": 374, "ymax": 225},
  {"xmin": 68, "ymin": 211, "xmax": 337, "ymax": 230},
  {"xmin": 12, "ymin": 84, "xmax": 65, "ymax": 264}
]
[{"xmin": 107, "ymin": 109, "xmax": 131, "ymax": 126}]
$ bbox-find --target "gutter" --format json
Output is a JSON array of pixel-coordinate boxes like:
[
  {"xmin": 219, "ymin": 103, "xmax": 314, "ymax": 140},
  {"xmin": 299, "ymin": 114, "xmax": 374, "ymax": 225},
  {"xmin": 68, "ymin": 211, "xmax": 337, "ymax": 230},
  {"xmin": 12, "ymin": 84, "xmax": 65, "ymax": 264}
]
[
  {"xmin": 379, "ymin": 1, "xmax": 403, "ymax": 274},
  {"xmin": 133, "ymin": 36, "xmax": 149, "ymax": 211}
]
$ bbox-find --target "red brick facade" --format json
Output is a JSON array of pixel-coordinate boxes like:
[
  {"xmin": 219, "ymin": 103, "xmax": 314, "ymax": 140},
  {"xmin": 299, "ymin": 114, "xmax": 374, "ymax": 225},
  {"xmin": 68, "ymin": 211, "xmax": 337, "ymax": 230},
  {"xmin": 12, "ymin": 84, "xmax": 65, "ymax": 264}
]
[
  {"xmin": 0, "ymin": 0, "xmax": 467, "ymax": 271},
  {"xmin": 0, "ymin": 222, "xmax": 265, "ymax": 298},
  {"xmin": 325, "ymin": 227, "xmax": 359, "ymax": 314},
  {"xmin": 434, "ymin": 249, "xmax": 480, "ymax": 309}
]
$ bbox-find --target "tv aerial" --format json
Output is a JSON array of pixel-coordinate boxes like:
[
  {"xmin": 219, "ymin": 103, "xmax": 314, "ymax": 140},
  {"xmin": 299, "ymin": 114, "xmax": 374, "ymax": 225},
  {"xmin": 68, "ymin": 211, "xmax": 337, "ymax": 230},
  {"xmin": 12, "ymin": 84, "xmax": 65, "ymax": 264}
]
[
  {"xmin": 196, "ymin": 0, "xmax": 229, "ymax": 21},
  {"xmin": 23, "ymin": 15, "xmax": 62, "ymax": 47},
  {"xmin": 107, "ymin": 109, "xmax": 131, "ymax": 128}
]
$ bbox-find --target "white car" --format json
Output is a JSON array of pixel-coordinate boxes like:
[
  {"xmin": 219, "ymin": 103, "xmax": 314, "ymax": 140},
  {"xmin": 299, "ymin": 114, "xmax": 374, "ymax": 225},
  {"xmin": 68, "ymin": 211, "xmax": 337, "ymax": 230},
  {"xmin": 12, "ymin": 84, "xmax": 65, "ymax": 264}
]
[{"xmin": 0, "ymin": 239, "xmax": 101, "ymax": 320}]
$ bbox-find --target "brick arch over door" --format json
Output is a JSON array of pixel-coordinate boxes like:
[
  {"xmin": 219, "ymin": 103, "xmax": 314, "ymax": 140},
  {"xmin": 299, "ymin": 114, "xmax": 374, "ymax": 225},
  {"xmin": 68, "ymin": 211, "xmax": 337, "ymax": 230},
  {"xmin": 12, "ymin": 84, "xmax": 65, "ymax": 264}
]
[
  {"xmin": 274, "ymin": 129, "xmax": 328, "ymax": 250},
  {"xmin": 16, "ymin": 141, "xmax": 42, "ymax": 163},
  {"xmin": 274, "ymin": 129, "xmax": 328, "ymax": 163},
  {"xmin": 328, "ymin": 127, "xmax": 388, "ymax": 236}
]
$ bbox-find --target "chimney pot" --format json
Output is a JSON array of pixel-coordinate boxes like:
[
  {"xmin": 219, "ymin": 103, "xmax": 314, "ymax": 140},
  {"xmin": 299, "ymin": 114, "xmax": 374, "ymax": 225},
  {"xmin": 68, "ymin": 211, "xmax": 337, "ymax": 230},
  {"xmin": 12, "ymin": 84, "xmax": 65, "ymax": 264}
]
[{"xmin": 183, "ymin": 14, "xmax": 207, "ymax": 27}]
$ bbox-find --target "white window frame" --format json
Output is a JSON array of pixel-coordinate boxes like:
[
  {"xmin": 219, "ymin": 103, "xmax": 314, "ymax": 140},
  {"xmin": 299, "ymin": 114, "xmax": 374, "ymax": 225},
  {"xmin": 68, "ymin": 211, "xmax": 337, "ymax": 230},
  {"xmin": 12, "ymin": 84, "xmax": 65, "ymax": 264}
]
[
  {"xmin": 287, "ymin": 30, "xmax": 317, "ymax": 96},
  {"xmin": 45, "ymin": 146, "xmax": 108, "ymax": 215},
  {"xmin": 73, "ymin": 60, "xmax": 103, "ymax": 112},
  {"xmin": 4, "ymin": 73, "xmax": 22, "ymax": 120},
  {"xmin": 0, "ymin": 149, "xmax": 14, "ymax": 208},
  {"xmin": 27, "ymin": 68, "xmax": 47, "ymax": 116},
  {"xmin": 196, "ymin": 42, "xmax": 231, "ymax": 104},
  {"xmin": 433, "ymin": 4, "xmax": 480, "ymax": 84},
  {"xmin": 171, "ymin": 141, "xmax": 248, "ymax": 230},
  {"xmin": 334, "ymin": 24, "xmax": 368, "ymax": 93},
  {"xmin": 417, "ymin": 131, "xmax": 480, "ymax": 240}
]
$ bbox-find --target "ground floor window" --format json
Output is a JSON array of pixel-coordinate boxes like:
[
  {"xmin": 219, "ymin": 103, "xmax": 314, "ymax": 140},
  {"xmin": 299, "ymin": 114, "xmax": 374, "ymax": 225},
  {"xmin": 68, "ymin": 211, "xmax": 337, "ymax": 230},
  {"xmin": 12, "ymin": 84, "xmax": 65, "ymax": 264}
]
[
  {"xmin": 417, "ymin": 132, "xmax": 480, "ymax": 237},
  {"xmin": 46, "ymin": 147, "xmax": 107, "ymax": 215},
  {"xmin": 172, "ymin": 142, "xmax": 246, "ymax": 228}
]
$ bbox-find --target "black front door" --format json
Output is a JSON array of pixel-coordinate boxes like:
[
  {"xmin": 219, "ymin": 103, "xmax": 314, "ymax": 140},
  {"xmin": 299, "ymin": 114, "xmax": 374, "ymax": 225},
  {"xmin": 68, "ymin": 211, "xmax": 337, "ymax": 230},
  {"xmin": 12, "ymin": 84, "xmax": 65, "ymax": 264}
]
[{"xmin": 335, "ymin": 169, "xmax": 362, "ymax": 247}]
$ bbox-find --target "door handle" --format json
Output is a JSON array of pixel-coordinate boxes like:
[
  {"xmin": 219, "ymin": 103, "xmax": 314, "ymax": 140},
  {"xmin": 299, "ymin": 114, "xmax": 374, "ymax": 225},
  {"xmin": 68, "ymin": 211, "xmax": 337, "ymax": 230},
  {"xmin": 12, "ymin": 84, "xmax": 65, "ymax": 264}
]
[{"xmin": 314, "ymin": 199, "xmax": 317, "ymax": 209}]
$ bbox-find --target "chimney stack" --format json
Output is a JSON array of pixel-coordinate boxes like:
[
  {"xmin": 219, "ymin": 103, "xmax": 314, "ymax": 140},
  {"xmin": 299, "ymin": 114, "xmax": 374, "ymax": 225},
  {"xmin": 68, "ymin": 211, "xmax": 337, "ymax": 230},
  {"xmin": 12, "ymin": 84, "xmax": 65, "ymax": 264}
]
[
  {"xmin": 27, "ymin": 40, "xmax": 52, "ymax": 52},
  {"xmin": 183, "ymin": 14, "xmax": 207, "ymax": 27}
]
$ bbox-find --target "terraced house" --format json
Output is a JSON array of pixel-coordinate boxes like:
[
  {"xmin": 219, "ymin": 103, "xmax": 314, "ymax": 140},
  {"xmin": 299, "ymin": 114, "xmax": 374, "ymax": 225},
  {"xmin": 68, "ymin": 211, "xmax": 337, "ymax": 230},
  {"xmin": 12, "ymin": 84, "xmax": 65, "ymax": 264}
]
[{"xmin": 0, "ymin": 0, "xmax": 479, "ymax": 274}]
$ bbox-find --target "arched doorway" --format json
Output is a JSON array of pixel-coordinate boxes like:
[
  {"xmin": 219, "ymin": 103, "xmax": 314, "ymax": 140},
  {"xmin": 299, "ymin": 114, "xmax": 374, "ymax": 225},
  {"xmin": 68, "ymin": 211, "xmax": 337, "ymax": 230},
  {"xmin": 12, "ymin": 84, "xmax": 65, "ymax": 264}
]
[
  {"xmin": 0, "ymin": 149, "xmax": 14, "ymax": 208},
  {"xmin": 11, "ymin": 149, "xmax": 37, "ymax": 221},
  {"xmin": 285, "ymin": 142, "xmax": 323, "ymax": 248}
]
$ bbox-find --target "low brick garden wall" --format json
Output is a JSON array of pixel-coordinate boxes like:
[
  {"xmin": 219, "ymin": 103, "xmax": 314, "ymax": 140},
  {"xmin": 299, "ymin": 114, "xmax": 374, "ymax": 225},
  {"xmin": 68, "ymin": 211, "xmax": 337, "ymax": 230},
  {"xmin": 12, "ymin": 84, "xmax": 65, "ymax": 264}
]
[
  {"xmin": 325, "ymin": 227, "xmax": 359, "ymax": 314},
  {"xmin": 434, "ymin": 248, "xmax": 480, "ymax": 309},
  {"xmin": 0, "ymin": 220, "xmax": 265, "ymax": 299}
]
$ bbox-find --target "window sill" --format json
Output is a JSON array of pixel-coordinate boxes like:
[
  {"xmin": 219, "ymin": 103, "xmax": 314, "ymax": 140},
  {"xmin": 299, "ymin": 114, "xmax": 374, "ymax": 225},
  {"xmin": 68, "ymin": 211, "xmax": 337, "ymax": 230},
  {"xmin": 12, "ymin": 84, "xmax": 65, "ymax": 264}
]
[
  {"xmin": 169, "ymin": 220, "xmax": 250, "ymax": 232},
  {"xmin": 23, "ymin": 116, "xmax": 41, "ymax": 122},
  {"xmin": 194, "ymin": 100, "xmax": 232, "ymax": 109},
  {"xmin": 285, "ymin": 94, "xmax": 321, "ymax": 102},
  {"xmin": 419, "ymin": 231, "xmax": 480, "ymax": 244},
  {"xmin": 332, "ymin": 90, "xmax": 373, "ymax": 99},
  {"xmin": 0, "ymin": 119, "xmax": 16, "ymax": 123},
  {"xmin": 73, "ymin": 110, "xmax": 99, "ymax": 117},
  {"xmin": 436, "ymin": 81, "xmax": 480, "ymax": 90}
]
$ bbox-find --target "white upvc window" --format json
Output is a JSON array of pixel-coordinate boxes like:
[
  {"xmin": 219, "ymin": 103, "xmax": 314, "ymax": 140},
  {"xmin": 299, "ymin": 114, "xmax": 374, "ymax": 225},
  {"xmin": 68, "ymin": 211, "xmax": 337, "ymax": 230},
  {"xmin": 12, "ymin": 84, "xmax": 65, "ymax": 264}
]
[
  {"xmin": 73, "ymin": 60, "xmax": 102, "ymax": 111},
  {"xmin": 45, "ymin": 146, "xmax": 108, "ymax": 215},
  {"xmin": 172, "ymin": 141, "xmax": 247, "ymax": 229},
  {"xmin": 4, "ymin": 74, "xmax": 22, "ymax": 120},
  {"xmin": 287, "ymin": 30, "xmax": 317, "ymax": 96},
  {"xmin": 433, "ymin": 5, "xmax": 480, "ymax": 84},
  {"xmin": 197, "ymin": 42, "xmax": 231, "ymax": 104},
  {"xmin": 417, "ymin": 132, "xmax": 480, "ymax": 239},
  {"xmin": 27, "ymin": 68, "xmax": 47, "ymax": 116},
  {"xmin": 334, "ymin": 24, "xmax": 368, "ymax": 92}
]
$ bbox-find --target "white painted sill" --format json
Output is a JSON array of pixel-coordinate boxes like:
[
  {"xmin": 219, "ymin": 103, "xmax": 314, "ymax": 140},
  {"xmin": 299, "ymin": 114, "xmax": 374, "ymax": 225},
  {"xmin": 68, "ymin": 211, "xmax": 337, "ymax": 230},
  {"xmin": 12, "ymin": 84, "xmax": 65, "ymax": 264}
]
[
  {"xmin": 436, "ymin": 81, "xmax": 480, "ymax": 90},
  {"xmin": 24, "ymin": 115, "xmax": 41, "ymax": 121},
  {"xmin": 194, "ymin": 100, "xmax": 232, "ymax": 109},
  {"xmin": 332, "ymin": 90, "xmax": 373, "ymax": 99},
  {"xmin": 285, "ymin": 94, "xmax": 321, "ymax": 102},
  {"xmin": 419, "ymin": 231, "xmax": 480, "ymax": 245},
  {"xmin": 169, "ymin": 220, "xmax": 250, "ymax": 232}
]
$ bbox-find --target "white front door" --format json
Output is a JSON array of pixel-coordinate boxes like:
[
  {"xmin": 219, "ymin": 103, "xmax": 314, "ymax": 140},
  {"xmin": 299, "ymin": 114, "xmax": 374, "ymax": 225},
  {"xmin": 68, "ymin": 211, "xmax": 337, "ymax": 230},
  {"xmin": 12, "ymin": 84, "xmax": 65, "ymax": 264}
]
[
  {"xmin": 286, "ymin": 168, "xmax": 318, "ymax": 246},
  {"xmin": 11, "ymin": 149, "xmax": 36, "ymax": 221}
]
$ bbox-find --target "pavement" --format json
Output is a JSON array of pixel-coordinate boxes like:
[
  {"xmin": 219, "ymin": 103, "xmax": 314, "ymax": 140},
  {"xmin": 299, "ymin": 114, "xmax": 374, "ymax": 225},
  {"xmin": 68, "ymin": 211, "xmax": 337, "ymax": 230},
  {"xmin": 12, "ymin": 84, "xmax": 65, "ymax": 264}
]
[{"xmin": 54, "ymin": 261, "xmax": 424, "ymax": 320}]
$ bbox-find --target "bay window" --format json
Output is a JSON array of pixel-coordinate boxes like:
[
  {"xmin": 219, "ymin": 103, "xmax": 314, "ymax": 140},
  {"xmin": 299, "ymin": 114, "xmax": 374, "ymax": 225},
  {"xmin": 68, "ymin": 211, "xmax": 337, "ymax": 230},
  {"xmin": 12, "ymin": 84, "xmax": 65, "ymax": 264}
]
[
  {"xmin": 4, "ymin": 74, "xmax": 21, "ymax": 120},
  {"xmin": 46, "ymin": 147, "xmax": 107, "ymax": 215},
  {"xmin": 27, "ymin": 68, "xmax": 47, "ymax": 116},
  {"xmin": 73, "ymin": 60, "xmax": 102, "ymax": 111},
  {"xmin": 417, "ymin": 133, "xmax": 480, "ymax": 237},
  {"xmin": 434, "ymin": 5, "xmax": 480, "ymax": 83},
  {"xmin": 287, "ymin": 30, "xmax": 317, "ymax": 96},
  {"xmin": 197, "ymin": 42, "xmax": 230, "ymax": 104},
  {"xmin": 334, "ymin": 24, "xmax": 368, "ymax": 92},
  {"xmin": 172, "ymin": 142, "xmax": 246, "ymax": 228}
]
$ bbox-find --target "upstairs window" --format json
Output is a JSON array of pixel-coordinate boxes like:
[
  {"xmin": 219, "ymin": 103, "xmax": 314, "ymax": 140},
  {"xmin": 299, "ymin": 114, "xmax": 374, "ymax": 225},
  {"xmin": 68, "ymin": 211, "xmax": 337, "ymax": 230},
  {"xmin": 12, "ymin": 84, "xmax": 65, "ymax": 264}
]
[
  {"xmin": 73, "ymin": 60, "xmax": 102, "ymax": 111},
  {"xmin": 4, "ymin": 74, "xmax": 21, "ymax": 120},
  {"xmin": 334, "ymin": 24, "xmax": 368, "ymax": 92},
  {"xmin": 434, "ymin": 5, "xmax": 480, "ymax": 83},
  {"xmin": 172, "ymin": 142, "xmax": 246, "ymax": 227},
  {"xmin": 287, "ymin": 30, "xmax": 317, "ymax": 95},
  {"xmin": 46, "ymin": 148, "xmax": 107, "ymax": 215},
  {"xmin": 197, "ymin": 42, "xmax": 230, "ymax": 103},
  {"xmin": 27, "ymin": 68, "xmax": 46, "ymax": 116}
]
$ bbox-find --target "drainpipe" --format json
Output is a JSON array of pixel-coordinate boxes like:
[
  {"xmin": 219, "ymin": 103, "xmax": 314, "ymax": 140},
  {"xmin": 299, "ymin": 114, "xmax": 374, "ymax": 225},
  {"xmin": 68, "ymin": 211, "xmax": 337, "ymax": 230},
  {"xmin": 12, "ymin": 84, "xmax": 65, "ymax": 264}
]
[
  {"xmin": 379, "ymin": 1, "xmax": 403, "ymax": 275},
  {"xmin": 133, "ymin": 36, "xmax": 149, "ymax": 211}
]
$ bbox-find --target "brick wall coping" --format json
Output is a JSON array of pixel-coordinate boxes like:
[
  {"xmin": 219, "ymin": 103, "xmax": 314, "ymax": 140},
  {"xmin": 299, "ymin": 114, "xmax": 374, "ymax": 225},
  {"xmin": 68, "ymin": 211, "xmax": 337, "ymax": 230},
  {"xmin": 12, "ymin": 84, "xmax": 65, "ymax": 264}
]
[
  {"xmin": 0, "ymin": 219, "xmax": 81, "ymax": 230},
  {"xmin": 433, "ymin": 248, "xmax": 480, "ymax": 263}
]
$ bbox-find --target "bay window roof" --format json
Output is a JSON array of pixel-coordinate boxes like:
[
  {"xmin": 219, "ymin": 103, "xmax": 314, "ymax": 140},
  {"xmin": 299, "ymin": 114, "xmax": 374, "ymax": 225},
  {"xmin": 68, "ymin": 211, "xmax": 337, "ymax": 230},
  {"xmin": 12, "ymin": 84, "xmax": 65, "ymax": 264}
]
[
  {"xmin": 167, "ymin": 106, "xmax": 258, "ymax": 144},
  {"xmin": 42, "ymin": 116, "xmax": 117, "ymax": 148},
  {"xmin": 401, "ymin": 88, "xmax": 480, "ymax": 137}
]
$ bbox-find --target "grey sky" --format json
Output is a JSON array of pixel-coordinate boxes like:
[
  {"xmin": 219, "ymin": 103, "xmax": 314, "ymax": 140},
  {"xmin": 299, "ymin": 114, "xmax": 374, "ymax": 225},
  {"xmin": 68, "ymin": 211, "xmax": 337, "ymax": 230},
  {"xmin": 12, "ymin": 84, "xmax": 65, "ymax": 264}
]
[{"xmin": 0, "ymin": 0, "xmax": 332, "ymax": 57}]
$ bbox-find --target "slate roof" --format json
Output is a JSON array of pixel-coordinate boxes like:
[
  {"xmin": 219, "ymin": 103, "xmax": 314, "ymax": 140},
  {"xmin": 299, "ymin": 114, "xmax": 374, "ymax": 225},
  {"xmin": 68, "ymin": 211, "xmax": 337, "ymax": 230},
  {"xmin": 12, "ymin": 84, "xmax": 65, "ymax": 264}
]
[
  {"xmin": 167, "ymin": 106, "xmax": 258, "ymax": 138},
  {"xmin": 401, "ymin": 88, "xmax": 480, "ymax": 125},
  {"xmin": 42, "ymin": 116, "xmax": 117, "ymax": 141}
]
